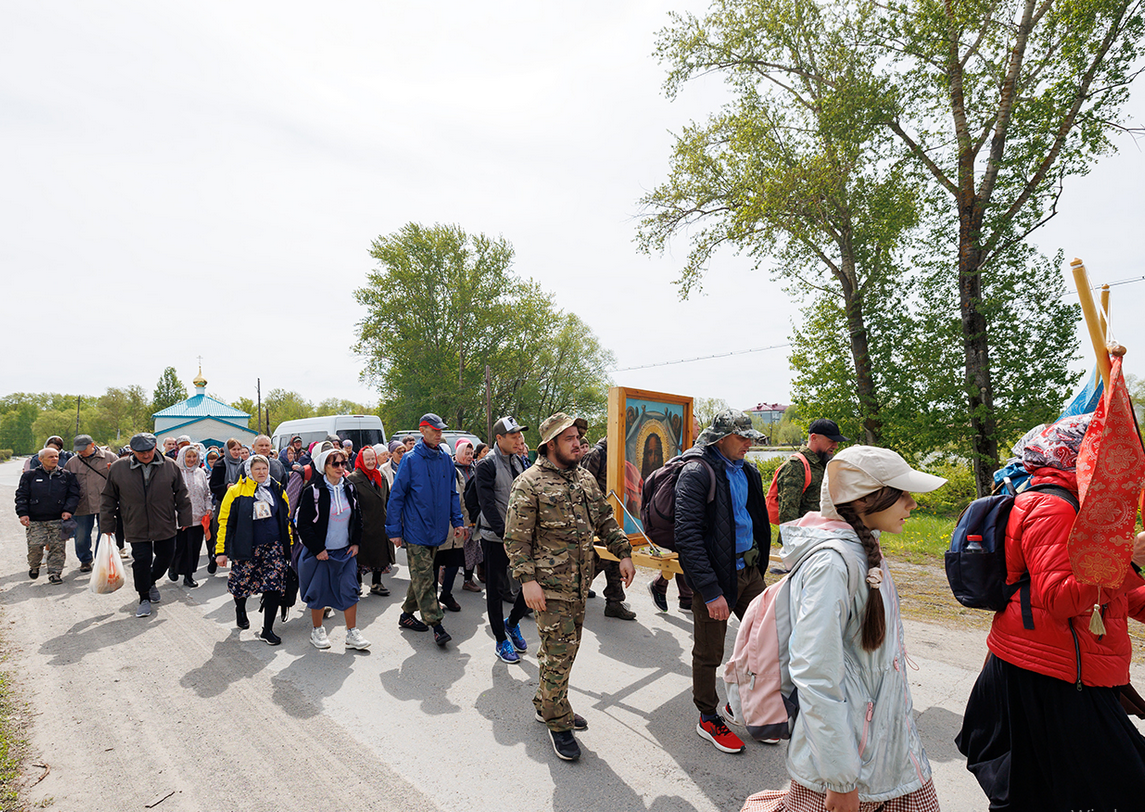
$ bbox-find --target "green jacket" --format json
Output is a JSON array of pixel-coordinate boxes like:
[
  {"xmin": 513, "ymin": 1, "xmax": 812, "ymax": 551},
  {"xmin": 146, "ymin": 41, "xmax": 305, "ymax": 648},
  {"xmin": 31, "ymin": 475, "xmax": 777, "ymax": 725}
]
[
  {"xmin": 776, "ymin": 445, "xmax": 826, "ymax": 525},
  {"xmin": 504, "ymin": 454, "xmax": 631, "ymax": 602}
]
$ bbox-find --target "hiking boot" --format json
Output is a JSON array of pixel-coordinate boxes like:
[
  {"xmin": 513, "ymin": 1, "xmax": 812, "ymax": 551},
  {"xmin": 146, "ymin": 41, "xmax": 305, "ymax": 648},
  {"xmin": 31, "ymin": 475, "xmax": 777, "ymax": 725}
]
[
  {"xmin": 439, "ymin": 593, "xmax": 461, "ymax": 612},
  {"xmin": 256, "ymin": 628, "xmax": 282, "ymax": 646},
  {"xmin": 495, "ymin": 639, "xmax": 520, "ymax": 664},
  {"xmin": 648, "ymin": 581, "xmax": 668, "ymax": 613},
  {"xmin": 462, "ymin": 579, "xmax": 482, "ymax": 592},
  {"xmin": 310, "ymin": 626, "xmax": 331, "ymax": 649},
  {"xmin": 148, "ymin": 585, "xmax": 161, "ymax": 603},
  {"xmin": 79, "ymin": 562, "xmax": 92, "ymax": 573},
  {"xmin": 346, "ymin": 628, "xmax": 371, "ymax": 650},
  {"xmin": 206, "ymin": 558, "xmax": 217, "ymax": 574},
  {"xmin": 136, "ymin": 599, "xmax": 152, "ymax": 618},
  {"xmin": 604, "ymin": 601, "xmax": 636, "ymax": 621},
  {"xmin": 504, "ymin": 619, "xmax": 527, "ymax": 652},
  {"xmin": 183, "ymin": 576, "xmax": 199, "ymax": 588},
  {"xmin": 48, "ymin": 574, "xmax": 63, "ymax": 585},
  {"xmin": 398, "ymin": 612, "xmax": 429, "ymax": 632},
  {"xmin": 696, "ymin": 716, "xmax": 745, "ymax": 753},
  {"xmin": 550, "ymin": 729, "xmax": 581, "ymax": 761},
  {"xmin": 370, "ymin": 583, "xmax": 390, "ymax": 596},
  {"xmin": 29, "ymin": 568, "xmax": 39, "ymax": 579},
  {"xmin": 536, "ymin": 710, "xmax": 587, "ymax": 731},
  {"xmin": 235, "ymin": 604, "xmax": 249, "ymax": 629},
  {"xmin": 433, "ymin": 624, "xmax": 452, "ymax": 647}
]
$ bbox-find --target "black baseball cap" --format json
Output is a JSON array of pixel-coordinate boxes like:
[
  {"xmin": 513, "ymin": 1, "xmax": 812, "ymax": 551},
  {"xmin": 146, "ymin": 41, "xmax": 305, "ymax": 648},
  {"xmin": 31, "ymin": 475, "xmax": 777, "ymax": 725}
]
[
  {"xmin": 808, "ymin": 419, "xmax": 849, "ymax": 443},
  {"xmin": 492, "ymin": 416, "xmax": 528, "ymax": 437}
]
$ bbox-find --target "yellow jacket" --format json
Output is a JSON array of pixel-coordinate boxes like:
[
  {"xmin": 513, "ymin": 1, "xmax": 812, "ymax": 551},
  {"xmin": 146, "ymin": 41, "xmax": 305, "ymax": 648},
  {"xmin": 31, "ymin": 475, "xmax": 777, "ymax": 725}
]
[{"xmin": 215, "ymin": 476, "xmax": 293, "ymax": 558}]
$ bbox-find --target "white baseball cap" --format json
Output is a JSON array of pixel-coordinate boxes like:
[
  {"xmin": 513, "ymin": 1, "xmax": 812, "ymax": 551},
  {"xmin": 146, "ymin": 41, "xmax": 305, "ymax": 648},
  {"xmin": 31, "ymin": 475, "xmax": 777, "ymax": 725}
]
[{"xmin": 820, "ymin": 446, "xmax": 946, "ymax": 519}]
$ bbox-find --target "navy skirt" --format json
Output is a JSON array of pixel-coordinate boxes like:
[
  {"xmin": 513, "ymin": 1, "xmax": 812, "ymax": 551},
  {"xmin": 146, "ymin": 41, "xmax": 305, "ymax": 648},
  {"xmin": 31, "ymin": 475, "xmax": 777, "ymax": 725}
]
[{"xmin": 298, "ymin": 546, "xmax": 360, "ymax": 612}]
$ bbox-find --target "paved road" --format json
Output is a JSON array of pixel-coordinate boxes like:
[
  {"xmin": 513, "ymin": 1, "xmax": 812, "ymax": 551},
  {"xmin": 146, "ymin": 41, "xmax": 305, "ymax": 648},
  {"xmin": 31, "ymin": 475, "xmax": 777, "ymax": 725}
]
[{"xmin": 3, "ymin": 459, "xmax": 1138, "ymax": 811}]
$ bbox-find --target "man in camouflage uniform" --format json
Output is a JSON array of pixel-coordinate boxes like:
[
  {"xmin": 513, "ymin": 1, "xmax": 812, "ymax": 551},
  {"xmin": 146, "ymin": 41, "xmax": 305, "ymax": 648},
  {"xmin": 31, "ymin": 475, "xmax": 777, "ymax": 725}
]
[
  {"xmin": 504, "ymin": 412, "xmax": 635, "ymax": 762},
  {"xmin": 774, "ymin": 418, "xmax": 848, "ymax": 527}
]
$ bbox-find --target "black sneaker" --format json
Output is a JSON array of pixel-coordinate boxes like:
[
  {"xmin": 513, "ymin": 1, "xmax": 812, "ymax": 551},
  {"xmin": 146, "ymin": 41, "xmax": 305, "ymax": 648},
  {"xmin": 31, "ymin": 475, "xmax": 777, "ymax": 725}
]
[
  {"xmin": 550, "ymin": 729, "xmax": 581, "ymax": 761},
  {"xmin": 256, "ymin": 628, "xmax": 282, "ymax": 646},
  {"xmin": 183, "ymin": 577, "xmax": 198, "ymax": 588},
  {"xmin": 433, "ymin": 624, "xmax": 452, "ymax": 646},
  {"xmin": 398, "ymin": 612, "xmax": 429, "ymax": 632},
  {"xmin": 648, "ymin": 581, "xmax": 668, "ymax": 613},
  {"xmin": 439, "ymin": 593, "xmax": 461, "ymax": 612},
  {"xmin": 207, "ymin": 559, "xmax": 217, "ymax": 574},
  {"xmin": 149, "ymin": 585, "xmax": 161, "ymax": 603},
  {"xmin": 29, "ymin": 568, "xmax": 39, "ymax": 580}
]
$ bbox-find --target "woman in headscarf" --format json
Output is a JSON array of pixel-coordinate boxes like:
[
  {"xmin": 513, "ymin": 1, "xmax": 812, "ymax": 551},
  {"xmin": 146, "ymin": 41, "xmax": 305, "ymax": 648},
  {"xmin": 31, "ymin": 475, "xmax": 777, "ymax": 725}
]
[
  {"xmin": 205, "ymin": 447, "xmax": 221, "ymax": 474},
  {"xmin": 171, "ymin": 445, "xmax": 211, "ymax": 588},
  {"xmin": 296, "ymin": 446, "xmax": 371, "ymax": 651},
  {"xmin": 346, "ymin": 445, "xmax": 395, "ymax": 596},
  {"xmin": 214, "ymin": 454, "xmax": 293, "ymax": 645},
  {"xmin": 207, "ymin": 438, "xmax": 247, "ymax": 575},
  {"xmin": 742, "ymin": 446, "xmax": 946, "ymax": 812},
  {"xmin": 380, "ymin": 439, "xmax": 404, "ymax": 488},
  {"xmin": 956, "ymin": 414, "xmax": 1145, "ymax": 811}
]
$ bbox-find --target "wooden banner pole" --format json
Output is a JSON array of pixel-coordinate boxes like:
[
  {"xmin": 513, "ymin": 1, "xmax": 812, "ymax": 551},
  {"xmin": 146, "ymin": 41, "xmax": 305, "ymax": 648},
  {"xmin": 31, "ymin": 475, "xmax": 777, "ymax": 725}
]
[
  {"xmin": 1099, "ymin": 284, "xmax": 1111, "ymax": 339},
  {"xmin": 1071, "ymin": 258, "xmax": 1111, "ymax": 388}
]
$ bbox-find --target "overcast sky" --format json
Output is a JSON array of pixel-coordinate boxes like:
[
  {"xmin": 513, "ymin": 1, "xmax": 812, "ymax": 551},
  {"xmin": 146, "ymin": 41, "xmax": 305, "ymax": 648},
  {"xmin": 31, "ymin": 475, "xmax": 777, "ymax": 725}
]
[{"xmin": 2, "ymin": 2, "xmax": 1142, "ymax": 423}]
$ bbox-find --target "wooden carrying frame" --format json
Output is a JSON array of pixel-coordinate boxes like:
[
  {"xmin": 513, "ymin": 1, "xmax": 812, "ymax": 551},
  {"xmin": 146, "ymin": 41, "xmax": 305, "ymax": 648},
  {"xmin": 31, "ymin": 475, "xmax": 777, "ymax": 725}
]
[{"xmin": 593, "ymin": 386, "xmax": 695, "ymax": 577}]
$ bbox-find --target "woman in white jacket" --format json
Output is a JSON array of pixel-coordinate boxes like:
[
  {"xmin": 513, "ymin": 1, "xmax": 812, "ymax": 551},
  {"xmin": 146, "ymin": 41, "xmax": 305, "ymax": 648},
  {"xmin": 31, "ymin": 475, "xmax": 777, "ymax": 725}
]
[
  {"xmin": 743, "ymin": 446, "xmax": 945, "ymax": 812},
  {"xmin": 171, "ymin": 445, "xmax": 212, "ymax": 588}
]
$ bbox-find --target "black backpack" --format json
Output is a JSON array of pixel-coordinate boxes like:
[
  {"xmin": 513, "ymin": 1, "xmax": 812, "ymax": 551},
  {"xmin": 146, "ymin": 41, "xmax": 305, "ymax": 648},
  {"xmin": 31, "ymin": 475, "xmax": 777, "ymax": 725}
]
[
  {"xmin": 463, "ymin": 466, "xmax": 481, "ymax": 522},
  {"xmin": 641, "ymin": 451, "xmax": 715, "ymax": 550},
  {"xmin": 945, "ymin": 482, "xmax": 1078, "ymax": 628}
]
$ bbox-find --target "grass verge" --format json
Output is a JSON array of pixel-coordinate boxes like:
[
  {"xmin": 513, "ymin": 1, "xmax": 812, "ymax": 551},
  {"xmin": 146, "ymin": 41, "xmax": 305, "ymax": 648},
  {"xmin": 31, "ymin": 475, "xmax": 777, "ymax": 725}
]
[{"xmin": 0, "ymin": 625, "xmax": 26, "ymax": 811}]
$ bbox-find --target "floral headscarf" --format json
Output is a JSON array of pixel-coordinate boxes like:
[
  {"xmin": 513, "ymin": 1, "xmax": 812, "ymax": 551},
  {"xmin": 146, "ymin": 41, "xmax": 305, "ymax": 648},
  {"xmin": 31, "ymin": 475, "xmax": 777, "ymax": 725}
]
[{"xmin": 1022, "ymin": 413, "xmax": 1092, "ymax": 473}]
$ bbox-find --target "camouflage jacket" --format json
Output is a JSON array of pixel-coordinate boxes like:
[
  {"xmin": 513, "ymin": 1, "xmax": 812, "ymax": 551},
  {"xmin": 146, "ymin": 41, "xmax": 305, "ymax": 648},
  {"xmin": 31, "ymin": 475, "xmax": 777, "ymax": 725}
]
[
  {"xmin": 504, "ymin": 454, "xmax": 631, "ymax": 602},
  {"xmin": 775, "ymin": 444, "xmax": 826, "ymax": 525}
]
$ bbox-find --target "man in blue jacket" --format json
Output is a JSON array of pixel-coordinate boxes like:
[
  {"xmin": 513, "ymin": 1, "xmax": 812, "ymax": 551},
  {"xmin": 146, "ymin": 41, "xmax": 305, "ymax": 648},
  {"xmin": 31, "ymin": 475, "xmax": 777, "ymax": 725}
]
[{"xmin": 388, "ymin": 413, "xmax": 467, "ymax": 646}]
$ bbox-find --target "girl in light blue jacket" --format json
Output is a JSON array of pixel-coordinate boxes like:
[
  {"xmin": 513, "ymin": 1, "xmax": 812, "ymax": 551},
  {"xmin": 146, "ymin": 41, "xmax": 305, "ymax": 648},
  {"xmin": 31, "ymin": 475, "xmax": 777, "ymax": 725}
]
[{"xmin": 743, "ymin": 446, "xmax": 946, "ymax": 812}]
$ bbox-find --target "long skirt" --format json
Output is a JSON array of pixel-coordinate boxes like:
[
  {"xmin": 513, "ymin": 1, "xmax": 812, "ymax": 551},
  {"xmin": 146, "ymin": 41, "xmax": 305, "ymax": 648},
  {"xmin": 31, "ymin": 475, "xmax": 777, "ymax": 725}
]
[
  {"xmin": 228, "ymin": 541, "xmax": 287, "ymax": 599},
  {"xmin": 173, "ymin": 524, "xmax": 205, "ymax": 576},
  {"xmin": 742, "ymin": 780, "xmax": 940, "ymax": 812},
  {"xmin": 298, "ymin": 546, "xmax": 360, "ymax": 612},
  {"xmin": 956, "ymin": 653, "xmax": 1145, "ymax": 811}
]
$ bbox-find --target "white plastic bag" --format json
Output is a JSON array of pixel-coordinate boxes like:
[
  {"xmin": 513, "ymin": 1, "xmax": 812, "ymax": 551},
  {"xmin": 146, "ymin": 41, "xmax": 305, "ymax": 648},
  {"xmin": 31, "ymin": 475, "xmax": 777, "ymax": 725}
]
[{"xmin": 89, "ymin": 533, "xmax": 126, "ymax": 594}]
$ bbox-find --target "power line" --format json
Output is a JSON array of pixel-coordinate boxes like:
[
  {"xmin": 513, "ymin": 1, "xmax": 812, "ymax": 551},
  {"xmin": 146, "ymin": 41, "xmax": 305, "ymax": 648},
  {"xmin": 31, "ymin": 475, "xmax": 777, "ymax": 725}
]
[{"xmin": 611, "ymin": 342, "xmax": 791, "ymax": 373}]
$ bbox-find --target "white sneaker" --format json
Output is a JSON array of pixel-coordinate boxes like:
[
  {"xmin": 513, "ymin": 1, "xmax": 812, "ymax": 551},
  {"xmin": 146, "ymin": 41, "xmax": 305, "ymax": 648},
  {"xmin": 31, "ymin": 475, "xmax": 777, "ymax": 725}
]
[
  {"xmin": 345, "ymin": 627, "xmax": 371, "ymax": 650},
  {"xmin": 310, "ymin": 625, "xmax": 331, "ymax": 649}
]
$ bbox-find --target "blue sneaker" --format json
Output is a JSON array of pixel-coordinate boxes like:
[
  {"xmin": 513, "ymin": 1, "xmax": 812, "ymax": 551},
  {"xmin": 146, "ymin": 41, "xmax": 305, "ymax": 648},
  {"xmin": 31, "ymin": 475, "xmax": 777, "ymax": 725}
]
[
  {"xmin": 495, "ymin": 639, "xmax": 520, "ymax": 664},
  {"xmin": 505, "ymin": 619, "xmax": 527, "ymax": 652}
]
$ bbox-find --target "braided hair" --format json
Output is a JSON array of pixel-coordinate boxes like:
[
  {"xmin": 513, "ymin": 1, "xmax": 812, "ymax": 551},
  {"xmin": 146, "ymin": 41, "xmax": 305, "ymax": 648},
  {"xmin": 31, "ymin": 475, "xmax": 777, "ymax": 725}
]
[{"xmin": 834, "ymin": 486, "xmax": 903, "ymax": 652}]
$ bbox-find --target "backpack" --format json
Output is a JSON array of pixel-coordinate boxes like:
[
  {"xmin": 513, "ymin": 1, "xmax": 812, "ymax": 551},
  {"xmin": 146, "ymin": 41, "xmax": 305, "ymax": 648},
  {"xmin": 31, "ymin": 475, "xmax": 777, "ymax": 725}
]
[
  {"xmin": 463, "ymin": 473, "xmax": 480, "ymax": 522},
  {"xmin": 945, "ymin": 482, "xmax": 1079, "ymax": 627},
  {"xmin": 640, "ymin": 451, "xmax": 715, "ymax": 550},
  {"xmin": 723, "ymin": 540, "xmax": 860, "ymax": 742},
  {"xmin": 764, "ymin": 453, "xmax": 811, "ymax": 523}
]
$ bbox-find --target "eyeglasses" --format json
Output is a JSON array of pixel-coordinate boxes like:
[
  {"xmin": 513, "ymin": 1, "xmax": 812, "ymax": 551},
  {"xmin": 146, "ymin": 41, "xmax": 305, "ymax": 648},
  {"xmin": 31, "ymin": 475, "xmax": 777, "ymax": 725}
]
[{"xmin": 329, "ymin": 460, "xmax": 347, "ymax": 468}]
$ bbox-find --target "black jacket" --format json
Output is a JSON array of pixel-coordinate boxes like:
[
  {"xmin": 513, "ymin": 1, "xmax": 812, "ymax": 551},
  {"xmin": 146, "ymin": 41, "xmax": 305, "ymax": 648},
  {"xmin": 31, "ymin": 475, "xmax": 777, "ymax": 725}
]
[
  {"xmin": 15, "ymin": 467, "xmax": 81, "ymax": 521},
  {"xmin": 221, "ymin": 478, "xmax": 292, "ymax": 562},
  {"xmin": 673, "ymin": 445, "xmax": 770, "ymax": 605},
  {"xmin": 296, "ymin": 478, "xmax": 363, "ymax": 555}
]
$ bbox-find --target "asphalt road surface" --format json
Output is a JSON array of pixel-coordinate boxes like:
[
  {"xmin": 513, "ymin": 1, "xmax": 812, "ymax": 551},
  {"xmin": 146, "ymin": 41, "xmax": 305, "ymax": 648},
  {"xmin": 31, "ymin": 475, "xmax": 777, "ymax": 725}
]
[{"xmin": 3, "ymin": 458, "xmax": 1137, "ymax": 811}]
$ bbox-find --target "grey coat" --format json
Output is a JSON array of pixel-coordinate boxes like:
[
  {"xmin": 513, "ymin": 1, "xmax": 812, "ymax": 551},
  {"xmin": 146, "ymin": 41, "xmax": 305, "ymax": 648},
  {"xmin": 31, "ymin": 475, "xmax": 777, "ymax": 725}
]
[{"xmin": 64, "ymin": 447, "xmax": 117, "ymax": 517}]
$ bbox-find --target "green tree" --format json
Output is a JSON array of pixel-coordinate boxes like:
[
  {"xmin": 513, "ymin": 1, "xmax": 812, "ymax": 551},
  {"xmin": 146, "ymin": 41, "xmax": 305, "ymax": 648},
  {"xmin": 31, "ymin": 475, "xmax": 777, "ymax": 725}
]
[
  {"xmin": 694, "ymin": 397, "xmax": 731, "ymax": 429},
  {"xmin": 355, "ymin": 223, "xmax": 614, "ymax": 440},
  {"xmin": 263, "ymin": 389, "xmax": 314, "ymax": 427},
  {"xmin": 878, "ymin": 0, "xmax": 1140, "ymax": 492},
  {"xmin": 316, "ymin": 398, "xmax": 374, "ymax": 416},
  {"xmin": 152, "ymin": 367, "xmax": 187, "ymax": 417},
  {"xmin": 97, "ymin": 386, "xmax": 153, "ymax": 443},
  {"xmin": 641, "ymin": 0, "xmax": 919, "ymax": 446},
  {"xmin": 0, "ymin": 404, "xmax": 38, "ymax": 454}
]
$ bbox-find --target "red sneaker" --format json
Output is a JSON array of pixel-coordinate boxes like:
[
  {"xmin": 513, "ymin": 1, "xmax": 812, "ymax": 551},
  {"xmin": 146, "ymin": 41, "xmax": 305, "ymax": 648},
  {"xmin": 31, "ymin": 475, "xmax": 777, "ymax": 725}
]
[{"xmin": 696, "ymin": 717, "xmax": 745, "ymax": 753}]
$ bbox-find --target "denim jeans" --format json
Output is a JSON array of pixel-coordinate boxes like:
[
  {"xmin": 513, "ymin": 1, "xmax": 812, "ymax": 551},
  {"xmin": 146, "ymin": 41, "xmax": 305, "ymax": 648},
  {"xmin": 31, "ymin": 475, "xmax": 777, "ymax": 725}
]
[{"xmin": 73, "ymin": 513, "xmax": 100, "ymax": 564}]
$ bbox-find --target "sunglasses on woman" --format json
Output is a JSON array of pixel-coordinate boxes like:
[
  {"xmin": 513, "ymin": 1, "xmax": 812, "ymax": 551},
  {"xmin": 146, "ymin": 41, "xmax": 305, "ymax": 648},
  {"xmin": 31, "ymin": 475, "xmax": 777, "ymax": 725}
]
[{"xmin": 328, "ymin": 459, "xmax": 347, "ymax": 468}]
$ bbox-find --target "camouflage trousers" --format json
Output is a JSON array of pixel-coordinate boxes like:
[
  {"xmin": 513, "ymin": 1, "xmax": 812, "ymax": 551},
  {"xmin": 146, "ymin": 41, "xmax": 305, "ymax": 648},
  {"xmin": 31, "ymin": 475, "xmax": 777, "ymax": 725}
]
[
  {"xmin": 27, "ymin": 520, "xmax": 66, "ymax": 575},
  {"xmin": 401, "ymin": 543, "xmax": 443, "ymax": 626},
  {"xmin": 533, "ymin": 597, "xmax": 586, "ymax": 732}
]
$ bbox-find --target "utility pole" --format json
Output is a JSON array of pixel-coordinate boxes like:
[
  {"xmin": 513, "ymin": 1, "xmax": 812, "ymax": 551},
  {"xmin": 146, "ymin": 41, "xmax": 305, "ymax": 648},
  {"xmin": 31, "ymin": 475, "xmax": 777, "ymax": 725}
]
[
  {"xmin": 485, "ymin": 365, "xmax": 493, "ymax": 442},
  {"xmin": 76, "ymin": 395, "xmax": 81, "ymax": 436},
  {"xmin": 257, "ymin": 378, "xmax": 262, "ymax": 434}
]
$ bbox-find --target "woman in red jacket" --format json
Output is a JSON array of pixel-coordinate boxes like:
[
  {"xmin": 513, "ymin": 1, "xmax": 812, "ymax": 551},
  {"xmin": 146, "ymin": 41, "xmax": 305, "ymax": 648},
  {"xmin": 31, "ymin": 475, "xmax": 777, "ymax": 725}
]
[{"xmin": 957, "ymin": 414, "xmax": 1145, "ymax": 811}]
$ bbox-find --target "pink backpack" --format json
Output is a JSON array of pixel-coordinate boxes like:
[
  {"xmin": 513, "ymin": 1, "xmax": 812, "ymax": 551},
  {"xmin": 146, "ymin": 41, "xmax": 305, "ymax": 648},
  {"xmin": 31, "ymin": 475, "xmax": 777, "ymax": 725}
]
[{"xmin": 723, "ymin": 540, "xmax": 859, "ymax": 741}]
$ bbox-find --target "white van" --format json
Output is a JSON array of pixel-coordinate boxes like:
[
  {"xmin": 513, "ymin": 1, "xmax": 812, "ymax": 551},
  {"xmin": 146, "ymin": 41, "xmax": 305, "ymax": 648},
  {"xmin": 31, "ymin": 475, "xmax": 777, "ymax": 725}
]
[{"xmin": 271, "ymin": 415, "xmax": 386, "ymax": 454}]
